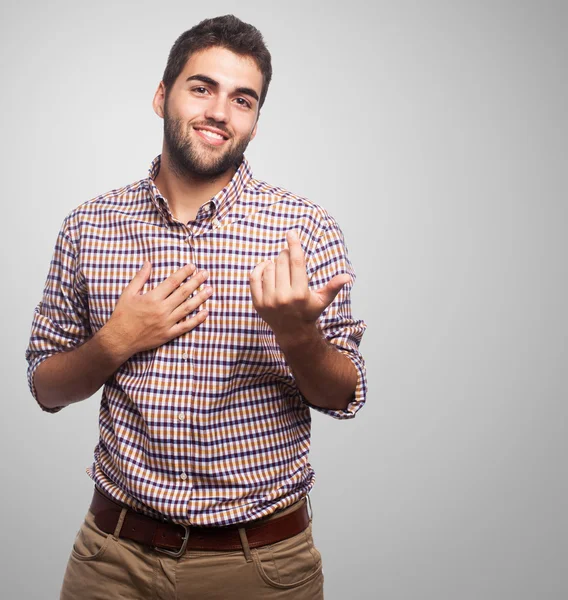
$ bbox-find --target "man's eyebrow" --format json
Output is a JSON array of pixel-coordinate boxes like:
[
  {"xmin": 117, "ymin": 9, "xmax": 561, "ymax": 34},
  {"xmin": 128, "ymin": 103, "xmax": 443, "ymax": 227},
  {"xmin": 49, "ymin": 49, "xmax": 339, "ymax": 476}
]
[
  {"xmin": 186, "ymin": 74, "xmax": 218, "ymax": 87},
  {"xmin": 186, "ymin": 74, "xmax": 259, "ymax": 102}
]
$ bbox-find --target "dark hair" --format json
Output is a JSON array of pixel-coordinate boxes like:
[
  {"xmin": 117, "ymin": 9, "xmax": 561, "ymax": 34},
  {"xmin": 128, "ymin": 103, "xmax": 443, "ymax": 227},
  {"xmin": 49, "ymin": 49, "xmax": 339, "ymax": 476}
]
[{"xmin": 162, "ymin": 15, "xmax": 272, "ymax": 109}]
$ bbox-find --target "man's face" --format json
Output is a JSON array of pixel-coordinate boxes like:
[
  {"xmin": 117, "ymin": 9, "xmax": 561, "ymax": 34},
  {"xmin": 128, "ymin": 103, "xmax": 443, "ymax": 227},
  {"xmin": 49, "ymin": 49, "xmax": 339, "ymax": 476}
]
[{"xmin": 155, "ymin": 46, "xmax": 263, "ymax": 179}]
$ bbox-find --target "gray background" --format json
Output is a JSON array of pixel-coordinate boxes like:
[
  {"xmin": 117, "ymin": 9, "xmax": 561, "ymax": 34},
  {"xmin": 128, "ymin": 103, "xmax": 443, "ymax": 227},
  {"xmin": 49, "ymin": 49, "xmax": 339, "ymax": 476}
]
[{"xmin": 1, "ymin": 0, "xmax": 566, "ymax": 598}]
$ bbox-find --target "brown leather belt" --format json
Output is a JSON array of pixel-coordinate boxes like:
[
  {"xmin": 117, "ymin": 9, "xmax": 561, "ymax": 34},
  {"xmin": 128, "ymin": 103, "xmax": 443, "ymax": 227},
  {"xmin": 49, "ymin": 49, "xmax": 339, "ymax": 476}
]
[{"xmin": 90, "ymin": 487, "xmax": 310, "ymax": 557}]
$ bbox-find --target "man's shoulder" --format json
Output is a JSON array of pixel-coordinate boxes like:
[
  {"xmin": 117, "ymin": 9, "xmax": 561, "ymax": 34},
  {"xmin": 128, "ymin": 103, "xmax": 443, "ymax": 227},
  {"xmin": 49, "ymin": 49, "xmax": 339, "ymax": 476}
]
[
  {"xmin": 71, "ymin": 176, "xmax": 149, "ymax": 217},
  {"xmin": 246, "ymin": 175, "xmax": 335, "ymax": 226},
  {"xmin": 61, "ymin": 176, "xmax": 150, "ymax": 233}
]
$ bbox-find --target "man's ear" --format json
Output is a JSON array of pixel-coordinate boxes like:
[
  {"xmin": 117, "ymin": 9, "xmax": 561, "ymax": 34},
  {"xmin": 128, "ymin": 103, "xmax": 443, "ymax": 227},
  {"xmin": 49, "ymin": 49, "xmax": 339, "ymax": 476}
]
[{"xmin": 152, "ymin": 82, "xmax": 166, "ymax": 118}]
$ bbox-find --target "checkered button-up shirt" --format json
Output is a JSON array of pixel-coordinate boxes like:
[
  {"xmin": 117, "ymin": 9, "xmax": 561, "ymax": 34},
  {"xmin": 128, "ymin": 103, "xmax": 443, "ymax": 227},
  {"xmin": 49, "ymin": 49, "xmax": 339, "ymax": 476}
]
[{"xmin": 25, "ymin": 155, "xmax": 367, "ymax": 526}]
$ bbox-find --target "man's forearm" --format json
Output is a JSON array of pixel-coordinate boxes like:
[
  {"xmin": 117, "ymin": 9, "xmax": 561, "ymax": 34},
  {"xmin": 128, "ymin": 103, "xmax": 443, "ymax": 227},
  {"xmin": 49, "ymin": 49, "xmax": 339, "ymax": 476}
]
[
  {"xmin": 34, "ymin": 325, "xmax": 133, "ymax": 410},
  {"xmin": 275, "ymin": 324, "xmax": 357, "ymax": 411}
]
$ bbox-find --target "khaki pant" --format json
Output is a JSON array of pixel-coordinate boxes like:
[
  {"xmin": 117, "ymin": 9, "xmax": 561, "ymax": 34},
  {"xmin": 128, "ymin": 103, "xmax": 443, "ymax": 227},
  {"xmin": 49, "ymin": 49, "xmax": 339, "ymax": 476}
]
[{"xmin": 60, "ymin": 496, "xmax": 324, "ymax": 599}]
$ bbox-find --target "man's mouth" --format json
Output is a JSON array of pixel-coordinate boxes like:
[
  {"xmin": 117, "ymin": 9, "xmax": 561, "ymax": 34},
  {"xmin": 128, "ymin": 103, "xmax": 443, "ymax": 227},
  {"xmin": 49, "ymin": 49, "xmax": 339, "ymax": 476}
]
[{"xmin": 193, "ymin": 126, "xmax": 230, "ymax": 146}]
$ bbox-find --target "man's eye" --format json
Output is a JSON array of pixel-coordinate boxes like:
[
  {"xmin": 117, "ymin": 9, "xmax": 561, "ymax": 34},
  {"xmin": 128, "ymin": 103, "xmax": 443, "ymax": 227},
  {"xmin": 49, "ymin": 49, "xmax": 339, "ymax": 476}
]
[
  {"xmin": 235, "ymin": 98, "xmax": 251, "ymax": 108},
  {"xmin": 193, "ymin": 87, "xmax": 208, "ymax": 94}
]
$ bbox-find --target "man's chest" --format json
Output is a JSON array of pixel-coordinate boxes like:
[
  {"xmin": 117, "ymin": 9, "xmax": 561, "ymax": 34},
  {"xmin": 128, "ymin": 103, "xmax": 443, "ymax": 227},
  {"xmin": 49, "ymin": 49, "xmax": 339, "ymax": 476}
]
[{"xmin": 78, "ymin": 217, "xmax": 287, "ymax": 332}]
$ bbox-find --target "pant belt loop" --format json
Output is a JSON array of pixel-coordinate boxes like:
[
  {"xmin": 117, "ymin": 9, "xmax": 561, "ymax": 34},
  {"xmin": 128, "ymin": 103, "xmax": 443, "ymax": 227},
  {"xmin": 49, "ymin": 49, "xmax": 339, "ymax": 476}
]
[
  {"xmin": 238, "ymin": 527, "xmax": 253, "ymax": 563},
  {"xmin": 112, "ymin": 507, "xmax": 129, "ymax": 540},
  {"xmin": 306, "ymin": 494, "xmax": 313, "ymax": 522}
]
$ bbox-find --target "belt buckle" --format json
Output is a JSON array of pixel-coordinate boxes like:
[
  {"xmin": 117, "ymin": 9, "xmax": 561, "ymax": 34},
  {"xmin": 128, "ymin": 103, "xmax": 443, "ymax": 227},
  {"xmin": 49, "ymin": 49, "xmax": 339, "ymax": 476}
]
[{"xmin": 154, "ymin": 523, "xmax": 190, "ymax": 558}]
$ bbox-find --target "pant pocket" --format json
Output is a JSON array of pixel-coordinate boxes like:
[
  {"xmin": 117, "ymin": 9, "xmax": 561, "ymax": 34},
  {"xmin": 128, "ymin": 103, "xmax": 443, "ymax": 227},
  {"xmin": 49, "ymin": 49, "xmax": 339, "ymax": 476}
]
[
  {"xmin": 70, "ymin": 509, "xmax": 115, "ymax": 562},
  {"xmin": 252, "ymin": 522, "xmax": 323, "ymax": 590}
]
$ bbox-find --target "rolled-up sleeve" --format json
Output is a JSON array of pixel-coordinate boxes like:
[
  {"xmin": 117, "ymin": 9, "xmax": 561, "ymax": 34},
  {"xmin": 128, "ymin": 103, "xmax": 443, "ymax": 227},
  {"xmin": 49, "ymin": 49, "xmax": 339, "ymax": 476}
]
[
  {"xmin": 24, "ymin": 215, "xmax": 91, "ymax": 413},
  {"xmin": 299, "ymin": 215, "xmax": 368, "ymax": 419}
]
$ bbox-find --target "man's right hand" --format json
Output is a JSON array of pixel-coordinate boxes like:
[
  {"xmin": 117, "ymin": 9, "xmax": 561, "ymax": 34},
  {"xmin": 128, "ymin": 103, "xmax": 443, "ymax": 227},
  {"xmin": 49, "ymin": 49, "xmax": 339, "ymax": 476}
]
[
  {"xmin": 104, "ymin": 261, "xmax": 212, "ymax": 357},
  {"xmin": 33, "ymin": 261, "xmax": 211, "ymax": 411}
]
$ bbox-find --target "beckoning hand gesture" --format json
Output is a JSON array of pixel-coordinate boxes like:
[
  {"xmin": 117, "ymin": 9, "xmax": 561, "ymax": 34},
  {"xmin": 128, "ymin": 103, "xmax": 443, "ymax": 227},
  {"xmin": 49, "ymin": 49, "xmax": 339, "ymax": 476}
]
[{"xmin": 249, "ymin": 230, "xmax": 351, "ymax": 338}]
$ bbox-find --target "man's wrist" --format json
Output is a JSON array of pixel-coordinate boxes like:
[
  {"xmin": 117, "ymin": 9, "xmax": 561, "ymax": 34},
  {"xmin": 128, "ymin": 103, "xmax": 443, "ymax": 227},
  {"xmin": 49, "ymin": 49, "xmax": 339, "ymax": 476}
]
[
  {"xmin": 96, "ymin": 321, "xmax": 135, "ymax": 366},
  {"xmin": 273, "ymin": 321, "xmax": 324, "ymax": 355}
]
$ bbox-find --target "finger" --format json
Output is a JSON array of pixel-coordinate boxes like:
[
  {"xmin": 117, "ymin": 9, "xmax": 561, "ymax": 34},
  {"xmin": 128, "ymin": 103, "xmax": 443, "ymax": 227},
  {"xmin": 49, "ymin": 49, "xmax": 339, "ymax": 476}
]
[
  {"xmin": 170, "ymin": 284, "xmax": 213, "ymax": 323},
  {"xmin": 316, "ymin": 274, "xmax": 352, "ymax": 308},
  {"xmin": 262, "ymin": 260, "xmax": 276, "ymax": 303},
  {"xmin": 126, "ymin": 260, "xmax": 152, "ymax": 295},
  {"xmin": 275, "ymin": 249, "xmax": 291, "ymax": 291},
  {"xmin": 286, "ymin": 230, "xmax": 308, "ymax": 292},
  {"xmin": 249, "ymin": 261, "xmax": 268, "ymax": 304},
  {"xmin": 155, "ymin": 264, "xmax": 200, "ymax": 300},
  {"xmin": 171, "ymin": 308, "xmax": 209, "ymax": 337},
  {"xmin": 167, "ymin": 268, "xmax": 209, "ymax": 308}
]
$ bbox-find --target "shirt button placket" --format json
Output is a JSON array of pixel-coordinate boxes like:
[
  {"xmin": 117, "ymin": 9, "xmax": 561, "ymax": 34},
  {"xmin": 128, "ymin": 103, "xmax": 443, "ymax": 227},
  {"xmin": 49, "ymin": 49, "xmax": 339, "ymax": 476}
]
[
  {"xmin": 181, "ymin": 225, "xmax": 194, "ymax": 372},
  {"xmin": 179, "ymin": 226, "xmax": 194, "ymax": 488}
]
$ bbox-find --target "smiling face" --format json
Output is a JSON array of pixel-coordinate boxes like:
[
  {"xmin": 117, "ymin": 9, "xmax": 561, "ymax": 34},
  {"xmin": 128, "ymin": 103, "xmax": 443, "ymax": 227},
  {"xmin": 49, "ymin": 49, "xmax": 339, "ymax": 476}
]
[{"xmin": 153, "ymin": 46, "xmax": 263, "ymax": 180}]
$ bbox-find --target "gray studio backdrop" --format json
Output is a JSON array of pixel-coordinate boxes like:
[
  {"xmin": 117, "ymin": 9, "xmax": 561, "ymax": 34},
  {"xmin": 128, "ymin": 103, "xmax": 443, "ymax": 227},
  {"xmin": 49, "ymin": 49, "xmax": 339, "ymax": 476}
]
[{"xmin": 1, "ymin": 1, "xmax": 566, "ymax": 599}]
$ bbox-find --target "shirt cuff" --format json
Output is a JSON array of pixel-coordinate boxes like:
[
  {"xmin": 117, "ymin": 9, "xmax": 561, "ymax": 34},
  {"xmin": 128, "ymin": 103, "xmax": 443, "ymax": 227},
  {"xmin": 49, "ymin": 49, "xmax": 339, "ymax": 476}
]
[
  {"xmin": 297, "ymin": 344, "xmax": 367, "ymax": 420},
  {"xmin": 26, "ymin": 353, "xmax": 64, "ymax": 414}
]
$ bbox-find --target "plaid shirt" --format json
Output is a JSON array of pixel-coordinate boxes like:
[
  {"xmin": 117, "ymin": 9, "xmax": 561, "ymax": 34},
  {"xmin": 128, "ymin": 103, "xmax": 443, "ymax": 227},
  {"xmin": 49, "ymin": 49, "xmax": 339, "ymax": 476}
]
[{"xmin": 25, "ymin": 155, "xmax": 367, "ymax": 526}]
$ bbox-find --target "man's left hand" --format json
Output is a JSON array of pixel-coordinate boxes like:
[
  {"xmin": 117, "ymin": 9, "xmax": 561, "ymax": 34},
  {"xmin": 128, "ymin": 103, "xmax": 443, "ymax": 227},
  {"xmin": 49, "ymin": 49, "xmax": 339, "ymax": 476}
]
[{"xmin": 249, "ymin": 229, "xmax": 351, "ymax": 339}]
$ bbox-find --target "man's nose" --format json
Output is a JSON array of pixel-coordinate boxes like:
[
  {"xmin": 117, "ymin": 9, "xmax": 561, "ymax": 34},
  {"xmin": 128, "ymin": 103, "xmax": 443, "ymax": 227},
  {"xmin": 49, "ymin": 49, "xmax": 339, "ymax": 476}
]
[{"xmin": 204, "ymin": 95, "xmax": 229, "ymax": 123}]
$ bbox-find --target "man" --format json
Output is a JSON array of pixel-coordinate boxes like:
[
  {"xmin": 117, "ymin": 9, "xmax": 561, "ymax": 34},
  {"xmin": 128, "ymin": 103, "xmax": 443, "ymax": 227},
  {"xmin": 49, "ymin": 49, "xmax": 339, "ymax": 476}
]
[{"xmin": 25, "ymin": 14, "xmax": 367, "ymax": 600}]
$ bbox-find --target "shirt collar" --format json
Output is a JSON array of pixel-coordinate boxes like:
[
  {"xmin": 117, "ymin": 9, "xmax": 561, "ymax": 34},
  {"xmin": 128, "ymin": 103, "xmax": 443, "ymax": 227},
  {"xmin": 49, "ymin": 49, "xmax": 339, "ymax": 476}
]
[{"xmin": 146, "ymin": 154, "xmax": 253, "ymax": 227}]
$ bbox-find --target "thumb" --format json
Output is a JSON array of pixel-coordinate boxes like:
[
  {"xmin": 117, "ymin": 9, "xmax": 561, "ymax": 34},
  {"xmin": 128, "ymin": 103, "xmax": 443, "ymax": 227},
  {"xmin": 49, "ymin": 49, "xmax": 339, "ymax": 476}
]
[
  {"xmin": 316, "ymin": 274, "xmax": 351, "ymax": 308},
  {"xmin": 127, "ymin": 260, "xmax": 152, "ymax": 295}
]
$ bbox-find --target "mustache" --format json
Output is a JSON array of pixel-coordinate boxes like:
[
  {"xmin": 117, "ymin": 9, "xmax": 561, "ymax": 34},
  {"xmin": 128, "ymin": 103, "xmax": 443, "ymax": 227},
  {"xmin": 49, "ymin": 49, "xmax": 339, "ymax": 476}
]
[{"xmin": 192, "ymin": 120, "xmax": 231, "ymax": 138}]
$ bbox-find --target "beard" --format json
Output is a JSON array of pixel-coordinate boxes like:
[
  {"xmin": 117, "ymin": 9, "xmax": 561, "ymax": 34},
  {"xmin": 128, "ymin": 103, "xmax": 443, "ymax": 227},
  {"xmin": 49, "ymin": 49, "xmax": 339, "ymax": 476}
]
[{"xmin": 163, "ymin": 102, "xmax": 253, "ymax": 181}]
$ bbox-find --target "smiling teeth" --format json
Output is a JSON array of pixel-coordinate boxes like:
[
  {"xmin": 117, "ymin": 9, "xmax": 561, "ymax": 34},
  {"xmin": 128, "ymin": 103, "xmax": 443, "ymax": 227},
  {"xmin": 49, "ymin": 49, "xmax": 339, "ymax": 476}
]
[{"xmin": 198, "ymin": 129, "xmax": 225, "ymax": 140}]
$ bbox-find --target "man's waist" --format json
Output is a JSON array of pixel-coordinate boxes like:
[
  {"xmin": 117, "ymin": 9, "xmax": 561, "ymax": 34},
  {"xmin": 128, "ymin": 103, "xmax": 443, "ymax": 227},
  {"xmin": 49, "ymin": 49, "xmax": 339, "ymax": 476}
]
[
  {"xmin": 93, "ymin": 481, "xmax": 310, "ymax": 527},
  {"xmin": 91, "ymin": 486, "xmax": 310, "ymax": 555}
]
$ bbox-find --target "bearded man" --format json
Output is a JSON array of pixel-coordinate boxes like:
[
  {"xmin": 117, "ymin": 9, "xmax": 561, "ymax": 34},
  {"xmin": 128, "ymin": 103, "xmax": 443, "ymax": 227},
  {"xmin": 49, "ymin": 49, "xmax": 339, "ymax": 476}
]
[{"xmin": 26, "ymin": 14, "xmax": 367, "ymax": 600}]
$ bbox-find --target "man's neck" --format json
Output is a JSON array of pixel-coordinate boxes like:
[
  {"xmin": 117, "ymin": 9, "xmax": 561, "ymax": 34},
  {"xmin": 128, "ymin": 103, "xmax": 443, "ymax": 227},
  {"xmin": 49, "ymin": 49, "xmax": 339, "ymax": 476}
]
[{"xmin": 154, "ymin": 151, "xmax": 236, "ymax": 223}]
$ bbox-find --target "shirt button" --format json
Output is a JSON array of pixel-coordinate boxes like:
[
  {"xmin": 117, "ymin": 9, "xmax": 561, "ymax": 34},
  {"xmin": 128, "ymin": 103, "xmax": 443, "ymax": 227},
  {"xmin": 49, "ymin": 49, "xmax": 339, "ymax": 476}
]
[
  {"xmin": 177, "ymin": 412, "xmax": 186, "ymax": 421},
  {"xmin": 180, "ymin": 472, "xmax": 188, "ymax": 481},
  {"xmin": 212, "ymin": 218, "xmax": 220, "ymax": 228},
  {"xmin": 182, "ymin": 352, "xmax": 189, "ymax": 360}
]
